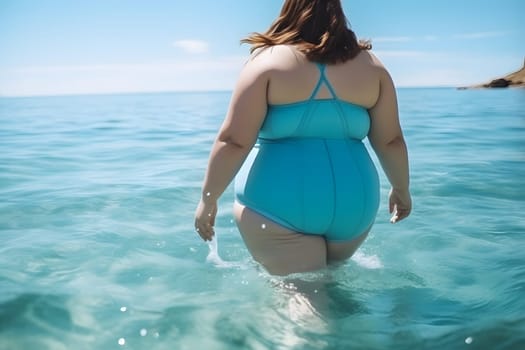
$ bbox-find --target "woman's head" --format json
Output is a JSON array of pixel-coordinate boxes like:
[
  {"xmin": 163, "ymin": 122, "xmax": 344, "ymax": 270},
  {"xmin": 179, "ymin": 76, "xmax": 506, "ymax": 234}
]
[{"xmin": 242, "ymin": 0, "xmax": 370, "ymax": 63}]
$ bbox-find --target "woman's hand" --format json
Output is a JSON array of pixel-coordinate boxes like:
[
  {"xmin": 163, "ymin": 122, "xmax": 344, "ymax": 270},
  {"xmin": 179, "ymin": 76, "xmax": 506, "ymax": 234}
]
[
  {"xmin": 194, "ymin": 199, "xmax": 217, "ymax": 241},
  {"xmin": 389, "ymin": 188, "xmax": 412, "ymax": 223}
]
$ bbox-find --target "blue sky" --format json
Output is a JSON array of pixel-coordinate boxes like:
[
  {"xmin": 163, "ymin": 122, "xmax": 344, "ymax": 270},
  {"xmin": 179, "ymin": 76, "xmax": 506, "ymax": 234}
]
[{"xmin": 1, "ymin": 0, "xmax": 524, "ymax": 96}]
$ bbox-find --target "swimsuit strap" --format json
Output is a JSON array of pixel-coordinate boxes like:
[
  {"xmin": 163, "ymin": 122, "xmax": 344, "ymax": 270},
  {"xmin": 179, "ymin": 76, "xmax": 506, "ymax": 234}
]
[
  {"xmin": 309, "ymin": 63, "xmax": 338, "ymax": 100},
  {"xmin": 308, "ymin": 63, "xmax": 351, "ymax": 137},
  {"xmin": 295, "ymin": 63, "xmax": 348, "ymax": 137}
]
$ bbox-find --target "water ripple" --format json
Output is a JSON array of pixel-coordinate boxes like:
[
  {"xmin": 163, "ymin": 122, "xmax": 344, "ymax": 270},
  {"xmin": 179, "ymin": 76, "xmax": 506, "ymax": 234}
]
[{"xmin": 1, "ymin": 90, "xmax": 524, "ymax": 349}]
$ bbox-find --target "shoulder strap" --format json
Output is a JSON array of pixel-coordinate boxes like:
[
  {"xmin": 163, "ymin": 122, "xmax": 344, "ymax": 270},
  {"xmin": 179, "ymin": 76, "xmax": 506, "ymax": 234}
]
[{"xmin": 309, "ymin": 63, "xmax": 338, "ymax": 100}]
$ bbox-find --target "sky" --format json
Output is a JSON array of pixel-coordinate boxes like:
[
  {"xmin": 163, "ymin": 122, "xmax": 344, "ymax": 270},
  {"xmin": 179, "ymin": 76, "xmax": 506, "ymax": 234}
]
[{"xmin": 0, "ymin": 0, "xmax": 524, "ymax": 96}]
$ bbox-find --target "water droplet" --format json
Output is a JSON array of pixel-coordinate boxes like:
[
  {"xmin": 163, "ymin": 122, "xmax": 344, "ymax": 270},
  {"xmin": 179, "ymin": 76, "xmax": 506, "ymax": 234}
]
[
  {"xmin": 285, "ymin": 282, "xmax": 297, "ymax": 290},
  {"xmin": 189, "ymin": 247, "xmax": 197, "ymax": 252},
  {"xmin": 140, "ymin": 328, "xmax": 148, "ymax": 337},
  {"xmin": 465, "ymin": 337, "xmax": 473, "ymax": 344},
  {"xmin": 118, "ymin": 338, "xmax": 126, "ymax": 346},
  {"xmin": 261, "ymin": 223, "xmax": 266, "ymax": 229},
  {"xmin": 205, "ymin": 192, "xmax": 211, "ymax": 197},
  {"xmin": 314, "ymin": 289, "xmax": 318, "ymax": 294},
  {"xmin": 120, "ymin": 306, "xmax": 127, "ymax": 312},
  {"xmin": 153, "ymin": 332, "xmax": 160, "ymax": 338},
  {"xmin": 207, "ymin": 213, "xmax": 211, "ymax": 217}
]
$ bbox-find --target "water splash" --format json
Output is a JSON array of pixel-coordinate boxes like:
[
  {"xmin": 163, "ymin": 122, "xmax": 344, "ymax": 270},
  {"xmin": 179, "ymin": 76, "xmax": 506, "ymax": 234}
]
[
  {"xmin": 206, "ymin": 232, "xmax": 235, "ymax": 268},
  {"xmin": 351, "ymin": 251, "xmax": 383, "ymax": 269}
]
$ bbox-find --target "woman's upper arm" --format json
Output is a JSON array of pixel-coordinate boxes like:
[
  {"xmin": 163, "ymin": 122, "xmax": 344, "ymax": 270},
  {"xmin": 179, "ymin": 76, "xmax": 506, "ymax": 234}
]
[
  {"xmin": 367, "ymin": 65, "xmax": 402, "ymax": 148},
  {"xmin": 218, "ymin": 57, "xmax": 269, "ymax": 148}
]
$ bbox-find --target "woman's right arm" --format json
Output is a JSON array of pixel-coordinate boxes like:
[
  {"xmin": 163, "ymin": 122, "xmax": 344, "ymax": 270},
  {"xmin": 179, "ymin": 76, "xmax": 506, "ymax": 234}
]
[
  {"xmin": 367, "ymin": 63, "xmax": 412, "ymax": 223},
  {"xmin": 194, "ymin": 54, "xmax": 270, "ymax": 241}
]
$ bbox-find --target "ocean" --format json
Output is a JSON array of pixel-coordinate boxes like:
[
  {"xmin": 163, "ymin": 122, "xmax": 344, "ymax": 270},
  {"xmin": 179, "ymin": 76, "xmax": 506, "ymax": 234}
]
[{"xmin": 0, "ymin": 88, "xmax": 524, "ymax": 350}]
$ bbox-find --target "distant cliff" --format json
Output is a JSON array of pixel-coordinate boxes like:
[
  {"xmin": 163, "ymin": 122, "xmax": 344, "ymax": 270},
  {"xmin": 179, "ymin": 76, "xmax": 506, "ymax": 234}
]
[{"xmin": 459, "ymin": 58, "xmax": 525, "ymax": 89}]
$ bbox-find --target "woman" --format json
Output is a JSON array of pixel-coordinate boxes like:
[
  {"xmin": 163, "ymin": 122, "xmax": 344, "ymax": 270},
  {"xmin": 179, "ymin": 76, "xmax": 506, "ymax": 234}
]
[{"xmin": 195, "ymin": 0, "xmax": 411, "ymax": 276}]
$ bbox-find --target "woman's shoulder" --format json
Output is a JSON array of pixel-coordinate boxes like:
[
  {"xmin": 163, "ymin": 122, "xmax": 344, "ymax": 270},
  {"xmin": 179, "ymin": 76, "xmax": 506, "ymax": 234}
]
[
  {"xmin": 355, "ymin": 50, "xmax": 390, "ymax": 75},
  {"xmin": 343, "ymin": 50, "xmax": 392, "ymax": 85},
  {"xmin": 249, "ymin": 45, "xmax": 303, "ymax": 62},
  {"xmin": 245, "ymin": 45, "xmax": 305, "ymax": 74},
  {"xmin": 239, "ymin": 46, "xmax": 282, "ymax": 80},
  {"xmin": 352, "ymin": 50, "xmax": 385, "ymax": 68}
]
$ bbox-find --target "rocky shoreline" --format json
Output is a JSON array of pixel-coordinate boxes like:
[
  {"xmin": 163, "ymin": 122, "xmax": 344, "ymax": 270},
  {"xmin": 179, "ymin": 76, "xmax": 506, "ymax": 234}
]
[{"xmin": 458, "ymin": 58, "xmax": 525, "ymax": 89}]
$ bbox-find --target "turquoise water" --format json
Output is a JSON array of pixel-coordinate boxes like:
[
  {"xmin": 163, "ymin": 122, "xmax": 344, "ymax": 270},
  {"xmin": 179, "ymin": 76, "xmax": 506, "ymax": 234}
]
[{"xmin": 1, "ymin": 88, "xmax": 524, "ymax": 350}]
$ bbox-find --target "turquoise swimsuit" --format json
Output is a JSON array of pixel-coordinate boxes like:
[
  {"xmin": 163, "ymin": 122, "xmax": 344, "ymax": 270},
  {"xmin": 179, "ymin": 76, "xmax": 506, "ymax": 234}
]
[{"xmin": 234, "ymin": 63, "xmax": 380, "ymax": 242}]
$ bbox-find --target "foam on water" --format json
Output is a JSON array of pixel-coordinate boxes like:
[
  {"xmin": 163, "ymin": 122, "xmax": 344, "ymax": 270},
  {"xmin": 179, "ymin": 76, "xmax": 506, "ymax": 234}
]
[{"xmin": 351, "ymin": 251, "xmax": 383, "ymax": 269}]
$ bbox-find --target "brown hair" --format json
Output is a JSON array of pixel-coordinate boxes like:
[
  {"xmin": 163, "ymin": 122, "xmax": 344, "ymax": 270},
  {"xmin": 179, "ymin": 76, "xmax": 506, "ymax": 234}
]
[{"xmin": 241, "ymin": 0, "xmax": 370, "ymax": 64}]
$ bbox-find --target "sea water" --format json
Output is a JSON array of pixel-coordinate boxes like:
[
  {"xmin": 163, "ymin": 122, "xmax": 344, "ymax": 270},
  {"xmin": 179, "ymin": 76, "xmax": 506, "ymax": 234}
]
[{"xmin": 0, "ymin": 88, "xmax": 524, "ymax": 350}]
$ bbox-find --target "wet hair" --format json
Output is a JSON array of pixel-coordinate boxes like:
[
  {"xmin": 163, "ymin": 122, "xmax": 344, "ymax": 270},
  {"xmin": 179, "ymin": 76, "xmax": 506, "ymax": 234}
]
[{"xmin": 241, "ymin": 0, "xmax": 370, "ymax": 64}]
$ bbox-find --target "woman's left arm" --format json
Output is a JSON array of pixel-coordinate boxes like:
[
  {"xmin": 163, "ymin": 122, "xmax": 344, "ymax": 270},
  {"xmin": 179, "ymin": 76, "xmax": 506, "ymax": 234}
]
[{"xmin": 194, "ymin": 58, "xmax": 269, "ymax": 241}]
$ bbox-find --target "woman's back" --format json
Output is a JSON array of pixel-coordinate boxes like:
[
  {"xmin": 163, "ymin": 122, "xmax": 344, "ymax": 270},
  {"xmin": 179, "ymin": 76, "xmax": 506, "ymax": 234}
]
[
  {"xmin": 260, "ymin": 61, "xmax": 371, "ymax": 141},
  {"xmin": 234, "ymin": 45, "xmax": 382, "ymax": 240},
  {"xmin": 255, "ymin": 45, "xmax": 382, "ymax": 109}
]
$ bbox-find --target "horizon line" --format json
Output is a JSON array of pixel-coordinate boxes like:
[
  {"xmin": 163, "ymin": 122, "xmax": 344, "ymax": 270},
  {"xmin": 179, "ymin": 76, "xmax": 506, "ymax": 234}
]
[{"xmin": 0, "ymin": 86, "xmax": 465, "ymax": 99}]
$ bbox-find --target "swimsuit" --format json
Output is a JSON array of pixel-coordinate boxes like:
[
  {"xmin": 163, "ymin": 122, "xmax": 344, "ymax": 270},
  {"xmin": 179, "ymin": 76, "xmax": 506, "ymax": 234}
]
[{"xmin": 234, "ymin": 63, "xmax": 380, "ymax": 242}]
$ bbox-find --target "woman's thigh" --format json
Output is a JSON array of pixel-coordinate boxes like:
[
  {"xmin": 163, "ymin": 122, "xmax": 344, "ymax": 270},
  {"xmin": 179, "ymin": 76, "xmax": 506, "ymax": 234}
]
[
  {"xmin": 326, "ymin": 230, "xmax": 369, "ymax": 264},
  {"xmin": 233, "ymin": 202, "xmax": 327, "ymax": 276}
]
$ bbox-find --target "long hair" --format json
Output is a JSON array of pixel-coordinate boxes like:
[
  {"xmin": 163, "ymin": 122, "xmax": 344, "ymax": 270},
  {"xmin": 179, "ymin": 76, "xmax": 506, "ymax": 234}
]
[{"xmin": 241, "ymin": 0, "xmax": 370, "ymax": 64}]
